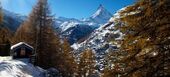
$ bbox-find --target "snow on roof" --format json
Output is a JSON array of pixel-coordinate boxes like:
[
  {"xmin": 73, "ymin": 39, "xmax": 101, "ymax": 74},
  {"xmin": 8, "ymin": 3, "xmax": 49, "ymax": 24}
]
[{"xmin": 11, "ymin": 42, "xmax": 33, "ymax": 50}]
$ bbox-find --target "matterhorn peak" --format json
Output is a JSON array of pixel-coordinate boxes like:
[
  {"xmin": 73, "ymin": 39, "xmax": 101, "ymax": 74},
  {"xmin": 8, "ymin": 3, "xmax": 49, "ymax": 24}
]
[
  {"xmin": 91, "ymin": 4, "xmax": 113, "ymax": 24},
  {"xmin": 98, "ymin": 4, "xmax": 105, "ymax": 10}
]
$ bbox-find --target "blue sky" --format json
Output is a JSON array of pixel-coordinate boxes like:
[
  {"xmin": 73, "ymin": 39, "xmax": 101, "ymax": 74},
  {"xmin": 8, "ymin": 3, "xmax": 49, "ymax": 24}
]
[{"xmin": 0, "ymin": 0, "xmax": 135, "ymax": 19}]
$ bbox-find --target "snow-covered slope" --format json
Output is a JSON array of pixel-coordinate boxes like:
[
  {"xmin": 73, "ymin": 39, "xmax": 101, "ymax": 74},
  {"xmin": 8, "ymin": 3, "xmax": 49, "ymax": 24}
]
[
  {"xmin": 62, "ymin": 23, "xmax": 94, "ymax": 44},
  {"xmin": 1, "ymin": 9, "xmax": 26, "ymax": 31},
  {"xmin": 55, "ymin": 5, "xmax": 112, "ymax": 44},
  {"xmin": 72, "ymin": 5, "xmax": 141, "ymax": 56},
  {"xmin": 71, "ymin": 7, "xmax": 129, "ymax": 56},
  {"xmin": 0, "ymin": 58, "xmax": 45, "ymax": 77},
  {"xmin": 71, "ymin": 22, "xmax": 121, "ymax": 55},
  {"xmin": 71, "ymin": 7, "xmax": 133, "ymax": 70},
  {"xmin": 55, "ymin": 19, "xmax": 97, "ymax": 44}
]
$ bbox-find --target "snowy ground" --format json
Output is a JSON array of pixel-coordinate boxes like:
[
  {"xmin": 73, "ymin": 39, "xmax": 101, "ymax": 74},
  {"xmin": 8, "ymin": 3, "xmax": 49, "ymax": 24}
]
[
  {"xmin": 0, "ymin": 56, "xmax": 45, "ymax": 77},
  {"xmin": 0, "ymin": 56, "xmax": 12, "ymax": 62}
]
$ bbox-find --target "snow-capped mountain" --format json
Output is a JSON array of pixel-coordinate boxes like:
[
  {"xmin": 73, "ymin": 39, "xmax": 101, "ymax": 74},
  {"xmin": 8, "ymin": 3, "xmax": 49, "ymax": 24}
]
[
  {"xmin": 54, "ymin": 17, "xmax": 97, "ymax": 44},
  {"xmin": 71, "ymin": 7, "xmax": 129, "ymax": 56},
  {"xmin": 1, "ymin": 9, "xmax": 26, "ymax": 31},
  {"xmin": 70, "ymin": 7, "xmax": 132, "ymax": 70},
  {"xmin": 61, "ymin": 23, "xmax": 94, "ymax": 44},
  {"xmin": 71, "ymin": 5, "xmax": 141, "ymax": 56},
  {"xmin": 1, "ymin": 5, "xmax": 113, "ymax": 45},
  {"xmin": 84, "ymin": 4, "xmax": 113, "ymax": 24},
  {"xmin": 55, "ymin": 5, "xmax": 113, "ymax": 44}
]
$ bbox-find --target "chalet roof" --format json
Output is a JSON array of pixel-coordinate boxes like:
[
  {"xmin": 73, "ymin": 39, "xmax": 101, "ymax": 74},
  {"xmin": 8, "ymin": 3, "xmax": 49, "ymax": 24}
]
[{"xmin": 11, "ymin": 42, "xmax": 33, "ymax": 50}]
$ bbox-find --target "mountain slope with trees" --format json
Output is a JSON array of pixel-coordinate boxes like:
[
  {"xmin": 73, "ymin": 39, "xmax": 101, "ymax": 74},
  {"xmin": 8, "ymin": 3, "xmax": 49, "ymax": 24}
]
[
  {"xmin": 1, "ymin": 0, "xmax": 170, "ymax": 77},
  {"xmin": 102, "ymin": 0, "xmax": 170, "ymax": 77}
]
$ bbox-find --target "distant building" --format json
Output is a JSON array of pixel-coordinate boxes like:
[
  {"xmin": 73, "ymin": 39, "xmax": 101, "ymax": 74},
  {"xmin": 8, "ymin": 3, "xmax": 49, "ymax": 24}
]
[{"xmin": 10, "ymin": 42, "xmax": 35, "ymax": 63}]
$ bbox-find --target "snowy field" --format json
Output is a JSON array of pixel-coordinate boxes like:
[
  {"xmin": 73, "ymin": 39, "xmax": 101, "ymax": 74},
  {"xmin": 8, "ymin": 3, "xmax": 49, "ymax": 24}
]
[
  {"xmin": 0, "ymin": 56, "xmax": 45, "ymax": 77},
  {"xmin": 0, "ymin": 56, "xmax": 12, "ymax": 62}
]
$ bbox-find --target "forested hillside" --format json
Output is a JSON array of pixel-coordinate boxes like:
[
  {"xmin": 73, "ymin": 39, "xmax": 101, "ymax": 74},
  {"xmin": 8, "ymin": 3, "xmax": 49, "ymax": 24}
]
[
  {"xmin": 0, "ymin": 0, "xmax": 170, "ymax": 77},
  {"xmin": 102, "ymin": 0, "xmax": 170, "ymax": 77}
]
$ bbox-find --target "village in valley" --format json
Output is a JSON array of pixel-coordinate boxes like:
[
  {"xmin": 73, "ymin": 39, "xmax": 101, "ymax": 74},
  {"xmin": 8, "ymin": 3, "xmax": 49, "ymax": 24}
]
[{"xmin": 0, "ymin": 0, "xmax": 170, "ymax": 77}]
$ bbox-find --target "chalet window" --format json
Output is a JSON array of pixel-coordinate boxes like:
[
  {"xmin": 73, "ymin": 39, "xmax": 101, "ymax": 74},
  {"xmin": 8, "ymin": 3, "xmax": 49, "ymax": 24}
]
[{"xmin": 20, "ymin": 48, "xmax": 26, "ymax": 56}]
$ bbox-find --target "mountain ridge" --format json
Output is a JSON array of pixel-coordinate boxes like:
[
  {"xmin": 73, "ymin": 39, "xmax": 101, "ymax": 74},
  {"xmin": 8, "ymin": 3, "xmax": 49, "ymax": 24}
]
[
  {"xmin": 1, "ymin": 5, "xmax": 113, "ymax": 45},
  {"xmin": 1, "ymin": 9, "xmax": 26, "ymax": 31},
  {"xmin": 55, "ymin": 5, "xmax": 113, "ymax": 44}
]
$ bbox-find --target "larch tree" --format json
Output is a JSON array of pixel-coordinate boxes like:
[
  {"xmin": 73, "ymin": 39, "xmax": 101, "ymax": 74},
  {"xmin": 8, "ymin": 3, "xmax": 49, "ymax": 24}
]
[
  {"xmin": 56, "ymin": 38, "xmax": 78, "ymax": 77},
  {"xmin": 109, "ymin": 0, "xmax": 170, "ymax": 77},
  {"xmin": 77, "ymin": 49, "xmax": 96, "ymax": 77},
  {"xmin": 0, "ymin": 28, "xmax": 11, "ymax": 56},
  {"xmin": 0, "ymin": 3, "xmax": 11, "ymax": 56},
  {"xmin": 13, "ymin": 0, "xmax": 62, "ymax": 69},
  {"xmin": 13, "ymin": 0, "xmax": 79, "ymax": 76},
  {"xmin": 102, "ymin": 51, "xmax": 125, "ymax": 77}
]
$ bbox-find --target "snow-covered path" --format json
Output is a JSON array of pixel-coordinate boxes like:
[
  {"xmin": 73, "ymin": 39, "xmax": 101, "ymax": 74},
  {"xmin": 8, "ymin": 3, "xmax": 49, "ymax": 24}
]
[{"xmin": 0, "ymin": 57, "xmax": 45, "ymax": 77}]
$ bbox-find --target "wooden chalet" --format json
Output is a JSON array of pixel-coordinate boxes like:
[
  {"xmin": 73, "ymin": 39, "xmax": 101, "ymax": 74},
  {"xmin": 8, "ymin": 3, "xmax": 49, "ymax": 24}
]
[{"xmin": 10, "ymin": 42, "xmax": 35, "ymax": 61}]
